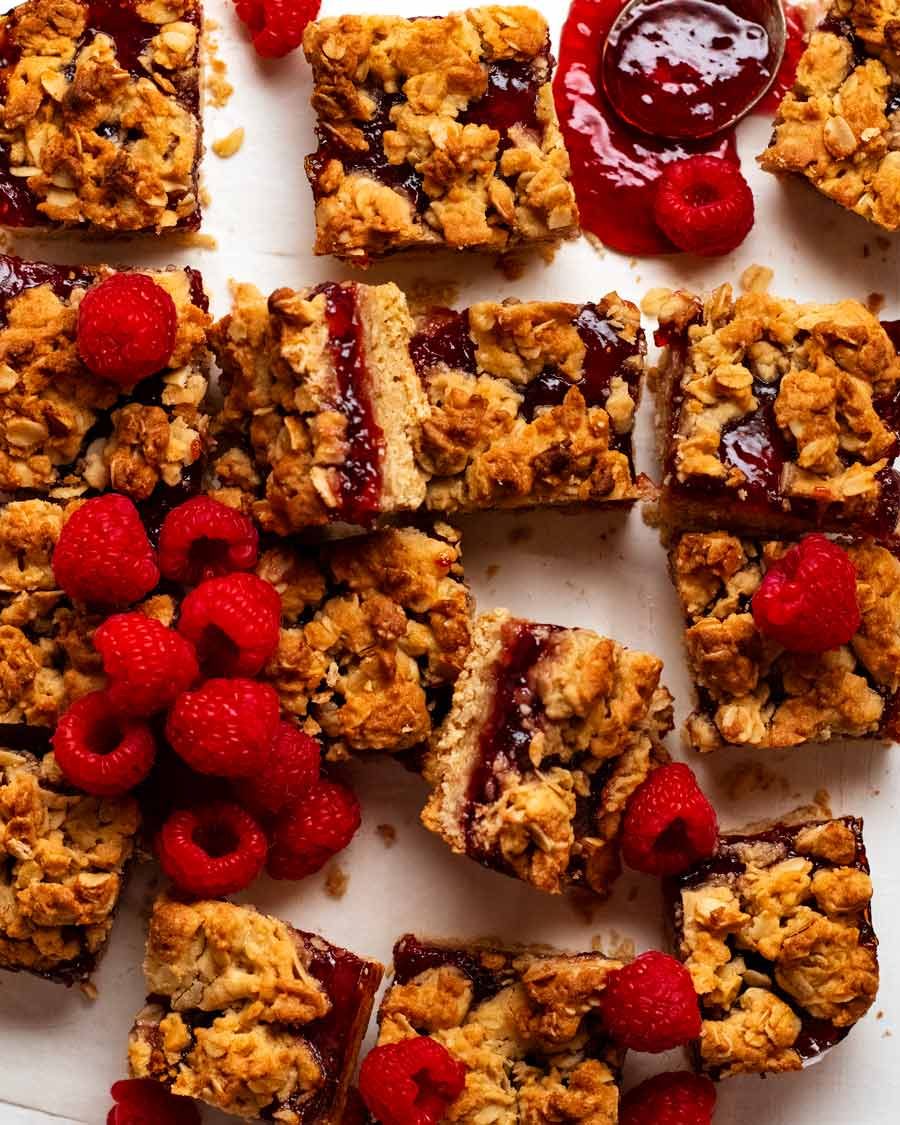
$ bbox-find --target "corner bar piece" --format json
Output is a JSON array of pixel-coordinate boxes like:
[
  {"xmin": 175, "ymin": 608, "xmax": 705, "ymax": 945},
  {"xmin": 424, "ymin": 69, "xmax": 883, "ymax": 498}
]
[
  {"xmin": 421, "ymin": 609, "xmax": 673, "ymax": 896},
  {"xmin": 374, "ymin": 933, "xmax": 626, "ymax": 1122},
  {"xmin": 412, "ymin": 296, "xmax": 648, "ymax": 513},
  {"xmin": 128, "ymin": 896, "xmax": 383, "ymax": 1124},
  {"xmin": 302, "ymin": 6, "xmax": 579, "ymax": 266},
  {"xmin": 759, "ymin": 0, "xmax": 900, "ymax": 231},
  {"xmin": 0, "ymin": 253, "xmax": 210, "ymax": 507},
  {"xmin": 652, "ymin": 284, "xmax": 900, "ymax": 540},
  {"xmin": 669, "ymin": 530, "xmax": 900, "ymax": 750},
  {"xmin": 0, "ymin": 0, "xmax": 203, "ymax": 233},
  {"xmin": 666, "ymin": 810, "xmax": 879, "ymax": 1078},
  {"xmin": 0, "ymin": 747, "xmax": 139, "ymax": 983}
]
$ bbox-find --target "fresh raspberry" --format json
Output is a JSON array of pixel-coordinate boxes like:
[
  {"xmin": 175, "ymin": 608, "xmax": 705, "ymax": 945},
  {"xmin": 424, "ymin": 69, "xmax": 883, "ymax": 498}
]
[
  {"xmin": 53, "ymin": 495, "xmax": 159, "ymax": 608},
  {"xmin": 752, "ymin": 533, "xmax": 861, "ymax": 653},
  {"xmin": 240, "ymin": 722, "xmax": 321, "ymax": 814},
  {"xmin": 52, "ymin": 691, "xmax": 157, "ymax": 797},
  {"xmin": 94, "ymin": 613, "xmax": 199, "ymax": 717},
  {"xmin": 234, "ymin": 0, "xmax": 321, "ymax": 58},
  {"xmin": 107, "ymin": 1079, "xmax": 200, "ymax": 1125},
  {"xmin": 359, "ymin": 1038, "xmax": 468, "ymax": 1125},
  {"xmin": 267, "ymin": 779, "xmax": 361, "ymax": 879},
  {"xmin": 77, "ymin": 273, "xmax": 177, "ymax": 386},
  {"xmin": 158, "ymin": 496, "xmax": 259, "ymax": 585},
  {"xmin": 165, "ymin": 678, "xmax": 280, "ymax": 777},
  {"xmin": 620, "ymin": 1072, "xmax": 716, "ymax": 1125},
  {"xmin": 156, "ymin": 801, "xmax": 268, "ymax": 897},
  {"xmin": 653, "ymin": 156, "xmax": 754, "ymax": 256},
  {"xmin": 177, "ymin": 572, "xmax": 281, "ymax": 677},
  {"xmin": 602, "ymin": 951, "xmax": 702, "ymax": 1053},
  {"xmin": 622, "ymin": 763, "xmax": 718, "ymax": 877}
]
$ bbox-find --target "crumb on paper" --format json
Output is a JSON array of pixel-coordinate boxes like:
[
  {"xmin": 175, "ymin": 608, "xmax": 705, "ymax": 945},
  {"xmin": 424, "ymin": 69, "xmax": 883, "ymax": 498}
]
[
  {"xmin": 507, "ymin": 524, "xmax": 534, "ymax": 546},
  {"xmin": 486, "ymin": 563, "xmax": 501, "ymax": 579},
  {"xmin": 176, "ymin": 231, "xmax": 218, "ymax": 250},
  {"xmin": 80, "ymin": 980, "xmax": 98, "ymax": 1001},
  {"xmin": 213, "ymin": 127, "xmax": 245, "ymax": 159},
  {"xmin": 325, "ymin": 864, "xmax": 349, "ymax": 899},
  {"xmin": 641, "ymin": 287, "xmax": 673, "ymax": 318},
  {"xmin": 376, "ymin": 823, "xmax": 397, "ymax": 848},
  {"xmin": 739, "ymin": 264, "xmax": 773, "ymax": 293},
  {"xmin": 718, "ymin": 760, "xmax": 788, "ymax": 802},
  {"xmin": 628, "ymin": 257, "xmax": 637, "ymax": 269},
  {"xmin": 590, "ymin": 931, "xmax": 636, "ymax": 961},
  {"xmin": 866, "ymin": 291, "xmax": 886, "ymax": 314},
  {"xmin": 498, "ymin": 252, "xmax": 527, "ymax": 280},
  {"xmin": 538, "ymin": 242, "xmax": 558, "ymax": 265},
  {"xmin": 405, "ymin": 277, "xmax": 460, "ymax": 315},
  {"xmin": 204, "ymin": 21, "xmax": 234, "ymax": 109},
  {"xmin": 877, "ymin": 1010, "xmax": 884, "ymax": 1019},
  {"xmin": 585, "ymin": 231, "xmax": 607, "ymax": 257}
]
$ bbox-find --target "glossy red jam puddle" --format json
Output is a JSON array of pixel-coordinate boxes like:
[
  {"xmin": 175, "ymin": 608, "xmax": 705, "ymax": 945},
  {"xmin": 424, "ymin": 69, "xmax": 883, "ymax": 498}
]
[
  {"xmin": 313, "ymin": 283, "xmax": 385, "ymax": 528},
  {"xmin": 410, "ymin": 304, "xmax": 641, "ymax": 449},
  {"xmin": 666, "ymin": 818, "xmax": 874, "ymax": 1069},
  {"xmin": 0, "ymin": 0, "xmax": 201, "ymax": 230},
  {"xmin": 393, "ymin": 935, "xmax": 513, "ymax": 1003},
  {"xmin": 554, "ymin": 0, "xmax": 805, "ymax": 255}
]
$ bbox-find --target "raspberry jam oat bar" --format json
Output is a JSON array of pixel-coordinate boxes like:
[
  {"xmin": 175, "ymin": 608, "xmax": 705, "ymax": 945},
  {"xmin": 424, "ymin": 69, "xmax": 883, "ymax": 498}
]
[
  {"xmin": 0, "ymin": 747, "xmax": 139, "ymax": 982},
  {"xmin": 670, "ymin": 530, "xmax": 900, "ymax": 750},
  {"xmin": 759, "ymin": 0, "xmax": 900, "ymax": 232},
  {"xmin": 412, "ymin": 296, "xmax": 648, "ymax": 513},
  {"xmin": 372, "ymin": 934, "xmax": 626, "ymax": 1123},
  {"xmin": 302, "ymin": 6, "xmax": 579, "ymax": 265},
  {"xmin": 0, "ymin": 0, "xmax": 202, "ymax": 233},
  {"xmin": 211, "ymin": 281, "xmax": 428, "ymax": 534},
  {"xmin": 250, "ymin": 522, "xmax": 472, "ymax": 758},
  {"xmin": 652, "ymin": 284, "xmax": 900, "ymax": 540},
  {"xmin": 128, "ymin": 896, "xmax": 383, "ymax": 1124},
  {"xmin": 0, "ymin": 253, "xmax": 210, "ymax": 505},
  {"xmin": 421, "ymin": 609, "xmax": 673, "ymax": 897},
  {"xmin": 666, "ymin": 811, "xmax": 879, "ymax": 1078}
]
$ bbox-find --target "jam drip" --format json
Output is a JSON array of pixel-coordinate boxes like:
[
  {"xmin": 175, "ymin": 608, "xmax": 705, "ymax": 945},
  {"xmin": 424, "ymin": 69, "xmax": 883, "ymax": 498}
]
[
  {"xmin": 409, "ymin": 309, "xmax": 477, "ymax": 379},
  {"xmin": 463, "ymin": 621, "xmax": 560, "ymax": 861},
  {"xmin": 392, "ymin": 935, "xmax": 512, "ymax": 1004},
  {"xmin": 314, "ymin": 282, "xmax": 385, "ymax": 527},
  {"xmin": 0, "ymin": 253, "xmax": 93, "ymax": 325}
]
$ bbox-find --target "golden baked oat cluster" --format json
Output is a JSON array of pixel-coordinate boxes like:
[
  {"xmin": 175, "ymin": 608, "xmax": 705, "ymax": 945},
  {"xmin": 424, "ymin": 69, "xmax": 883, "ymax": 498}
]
[
  {"xmin": 210, "ymin": 282, "xmax": 647, "ymax": 533},
  {"xmin": 128, "ymin": 896, "xmax": 383, "ymax": 1123},
  {"xmin": 670, "ymin": 530, "xmax": 900, "ymax": 750},
  {"xmin": 0, "ymin": 747, "xmax": 139, "ymax": 981},
  {"xmin": 652, "ymin": 283, "xmax": 900, "ymax": 540},
  {"xmin": 759, "ymin": 0, "xmax": 900, "ymax": 231},
  {"xmin": 422, "ymin": 609, "xmax": 673, "ymax": 897},
  {"xmin": 667, "ymin": 812, "xmax": 879, "ymax": 1078},
  {"xmin": 302, "ymin": 5, "xmax": 580, "ymax": 264},
  {"xmin": 376, "ymin": 934, "xmax": 626, "ymax": 1124},
  {"xmin": 0, "ymin": 254, "xmax": 210, "ymax": 502},
  {"xmin": 0, "ymin": 0, "xmax": 203, "ymax": 232}
]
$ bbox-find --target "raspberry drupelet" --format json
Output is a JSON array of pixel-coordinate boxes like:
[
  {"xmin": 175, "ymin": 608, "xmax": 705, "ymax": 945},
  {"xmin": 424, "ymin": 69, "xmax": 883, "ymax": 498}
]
[
  {"xmin": 359, "ymin": 1038, "xmax": 468, "ymax": 1125},
  {"xmin": 156, "ymin": 802, "xmax": 268, "ymax": 898},
  {"xmin": 234, "ymin": 0, "xmax": 321, "ymax": 58},
  {"xmin": 602, "ymin": 951, "xmax": 702, "ymax": 1053},
  {"xmin": 165, "ymin": 678, "xmax": 280, "ymax": 777},
  {"xmin": 620, "ymin": 1072, "xmax": 716, "ymax": 1125},
  {"xmin": 241, "ymin": 722, "xmax": 321, "ymax": 814},
  {"xmin": 77, "ymin": 274, "xmax": 178, "ymax": 386},
  {"xmin": 107, "ymin": 1078, "xmax": 200, "ymax": 1125},
  {"xmin": 622, "ymin": 763, "xmax": 718, "ymax": 876},
  {"xmin": 53, "ymin": 691, "xmax": 157, "ymax": 797},
  {"xmin": 267, "ymin": 779, "xmax": 361, "ymax": 879},
  {"xmin": 158, "ymin": 496, "xmax": 259, "ymax": 585},
  {"xmin": 94, "ymin": 613, "xmax": 199, "ymax": 718},
  {"xmin": 178, "ymin": 572, "xmax": 281, "ymax": 677},
  {"xmin": 653, "ymin": 156, "xmax": 754, "ymax": 256}
]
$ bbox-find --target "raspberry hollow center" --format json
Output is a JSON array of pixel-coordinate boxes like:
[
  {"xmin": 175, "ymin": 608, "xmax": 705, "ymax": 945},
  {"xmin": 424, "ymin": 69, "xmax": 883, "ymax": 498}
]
[{"xmin": 193, "ymin": 820, "xmax": 241, "ymax": 859}]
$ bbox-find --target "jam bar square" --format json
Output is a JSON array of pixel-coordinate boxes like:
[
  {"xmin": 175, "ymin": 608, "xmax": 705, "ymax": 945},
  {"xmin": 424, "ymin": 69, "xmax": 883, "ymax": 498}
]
[
  {"xmin": 411, "ymin": 296, "xmax": 649, "ymax": 513},
  {"xmin": 375, "ymin": 934, "xmax": 626, "ymax": 1123},
  {"xmin": 652, "ymin": 284, "xmax": 900, "ymax": 540},
  {"xmin": 302, "ymin": 6, "xmax": 580, "ymax": 266},
  {"xmin": 0, "ymin": 253, "xmax": 211, "ymax": 507},
  {"xmin": 211, "ymin": 281, "xmax": 428, "ymax": 535},
  {"xmin": 759, "ymin": 0, "xmax": 900, "ymax": 231},
  {"xmin": 0, "ymin": 746, "xmax": 140, "ymax": 983},
  {"xmin": 421, "ymin": 609, "xmax": 673, "ymax": 897},
  {"xmin": 666, "ymin": 811, "xmax": 879, "ymax": 1078},
  {"xmin": 248, "ymin": 521, "xmax": 472, "ymax": 758},
  {"xmin": 669, "ymin": 530, "xmax": 900, "ymax": 751},
  {"xmin": 128, "ymin": 896, "xmax": 383, "ymax": 1124},
  {"xmin": 0, "ymin": 0, "xmax": 203, "ymax": 233}
]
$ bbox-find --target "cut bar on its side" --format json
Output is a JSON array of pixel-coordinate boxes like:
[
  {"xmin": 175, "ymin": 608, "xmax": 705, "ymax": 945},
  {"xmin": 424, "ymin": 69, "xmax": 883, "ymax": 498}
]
[
  {"xmin": 759, "ymin": 0, "xmax": 900, "ymax": 232},
  {"xmin": 652, "ymin": 284, "xmax": 900, "ymax": 541},
  {"xmin": 0, "ymin": 747, "xmax": 140, "ymax": 983},
  {"xmin": 302, "ymin": 6, "xmax": 579, "ymax": 266},
  {"xmin": 0, "ymin": 0, "xmax": 203, "ymax": 233},
  {"xmin": 374, "ymin": 933, "xmax": 626, "ymax": 1122},
  {"xmin": 412, "ymin": 296, "xmax": 649, "ymax": 513},
  {"xmin": 128, "ymin": 896, "xmax": 383, "ymax": 1124},
  {"xmin": 666, "ymin": 810, "xmax": 879, "ymax": 1078},
  {"xmin": 669, "ymin": 530, "xmax": 900, "ymax": 750},
  {"xmin": 421, "ymin": 609, "xmax": 673, "ymax": 896},
  {"xmin": 210, "ymin": 281, "xmax": 428, "ymax": 535}
]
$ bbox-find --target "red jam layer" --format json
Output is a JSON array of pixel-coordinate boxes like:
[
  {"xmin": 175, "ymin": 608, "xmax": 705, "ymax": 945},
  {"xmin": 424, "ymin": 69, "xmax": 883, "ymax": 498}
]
[
  {"xmin": 313, "ymin": 283, "xmax": 385, "ymax": 528},
  {"xmin": 0, "ymin": 253, "xmax": 93, "ymax": 324},
  {"xmin": 392, "ymin": 935, "xmax": 512, "ymax": 1004},
  {"xmin": 602, "ymin": 0, "xmax": 775, "ymax": 139},
  {"xmin": 553, "ymin": 0, "xmax": 805, "ymax": 255},
  {"xmin": 460, "ymin": 57, "xmax": 545, "ymax": 140}
]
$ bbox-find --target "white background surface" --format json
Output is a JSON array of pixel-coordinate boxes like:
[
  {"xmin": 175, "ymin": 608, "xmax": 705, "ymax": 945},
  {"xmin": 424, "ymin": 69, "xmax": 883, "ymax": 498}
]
[{"xmin": 0, "ymin": 0, "xmax": 897, "ymax": 1121}]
